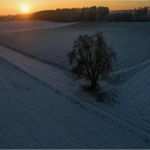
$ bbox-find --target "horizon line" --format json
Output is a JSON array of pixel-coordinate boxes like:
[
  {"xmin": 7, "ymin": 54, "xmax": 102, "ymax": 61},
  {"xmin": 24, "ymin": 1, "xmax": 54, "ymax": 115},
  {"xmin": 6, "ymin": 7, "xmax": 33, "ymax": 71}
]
[{"xmin": 0, "ymin": 5, "xmax": 149, "ymax": 17}]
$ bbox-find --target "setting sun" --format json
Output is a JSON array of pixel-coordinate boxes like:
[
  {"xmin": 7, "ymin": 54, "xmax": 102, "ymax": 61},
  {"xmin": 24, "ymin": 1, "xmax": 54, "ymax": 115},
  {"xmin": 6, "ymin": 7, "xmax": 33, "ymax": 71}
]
[{"xmin": 20, "ymin": 3, "xmax": 30, "ymax": 14}]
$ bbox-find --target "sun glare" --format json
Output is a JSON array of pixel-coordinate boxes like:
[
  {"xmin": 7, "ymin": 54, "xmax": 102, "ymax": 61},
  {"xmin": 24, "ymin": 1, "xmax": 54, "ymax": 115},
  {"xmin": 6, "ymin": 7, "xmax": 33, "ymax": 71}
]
[{"xmin": 20, "ymin": 3, "xmax": 30, "ymax": 14}]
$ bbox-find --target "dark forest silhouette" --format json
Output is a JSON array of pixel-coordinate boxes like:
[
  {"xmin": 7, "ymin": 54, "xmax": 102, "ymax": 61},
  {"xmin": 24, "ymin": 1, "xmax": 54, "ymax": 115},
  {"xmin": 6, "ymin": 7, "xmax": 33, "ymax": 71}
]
[{"xmin": 0, "ymin": 6, "xmax": 150, "ymax": 22}]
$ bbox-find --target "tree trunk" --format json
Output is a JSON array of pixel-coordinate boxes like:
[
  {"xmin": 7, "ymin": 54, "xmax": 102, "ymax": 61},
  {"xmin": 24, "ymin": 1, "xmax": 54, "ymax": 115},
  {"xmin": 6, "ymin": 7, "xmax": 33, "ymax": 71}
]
[{"xmin": 90, "ymin": 79, "xmax": 98, "ymax": 90}]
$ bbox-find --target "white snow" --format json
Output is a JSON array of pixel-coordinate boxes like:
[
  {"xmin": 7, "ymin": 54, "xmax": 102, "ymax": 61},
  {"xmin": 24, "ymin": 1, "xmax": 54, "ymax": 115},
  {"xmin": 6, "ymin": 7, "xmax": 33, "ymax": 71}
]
[
  {"xmin": 0, "ymin": 20, "xmax": 75, "ymax": 33},
  {"xmin": 0, "ymin": 22, "xmax": 150, "ymax": 70},
  {"xmin": 0, "ymin": 21, "xmax": 149, "ymax": 148},
  {"xmin": 0, "ymin": 45, "xmax": 147, "ymax": 148}
]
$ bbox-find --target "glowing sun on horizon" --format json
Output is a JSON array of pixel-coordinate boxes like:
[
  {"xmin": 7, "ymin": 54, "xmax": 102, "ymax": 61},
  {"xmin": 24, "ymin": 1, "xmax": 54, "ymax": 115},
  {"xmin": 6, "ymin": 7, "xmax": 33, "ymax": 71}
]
[{"xmin": 20, "ymin": 3, "xmax": 30, "ymax": 14}]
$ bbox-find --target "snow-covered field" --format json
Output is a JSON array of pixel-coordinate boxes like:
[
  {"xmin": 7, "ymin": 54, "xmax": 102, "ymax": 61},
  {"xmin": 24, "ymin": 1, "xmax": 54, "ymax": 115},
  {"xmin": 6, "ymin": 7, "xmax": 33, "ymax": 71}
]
[
  {"xmin": 0, "ymin": 21, "xmax": 74, "ymax": 33},
  {"xmin": 0, "ymin": 22, "xmax": 150, "ymax": 70},
  {"xmin": 0, "ymin": 21, "xmax": 150, "ymax": 148}
]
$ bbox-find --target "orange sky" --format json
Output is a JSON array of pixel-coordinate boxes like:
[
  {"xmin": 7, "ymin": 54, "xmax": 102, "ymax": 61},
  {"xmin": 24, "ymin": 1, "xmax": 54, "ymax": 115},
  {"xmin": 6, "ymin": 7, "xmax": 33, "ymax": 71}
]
[{"xmin": 0, "ymin": 0, "xmax": 150, "ymax": 15}]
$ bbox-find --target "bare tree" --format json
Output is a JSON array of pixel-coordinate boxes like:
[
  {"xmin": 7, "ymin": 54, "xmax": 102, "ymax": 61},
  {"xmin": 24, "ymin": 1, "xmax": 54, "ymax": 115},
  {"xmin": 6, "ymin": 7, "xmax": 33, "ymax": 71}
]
[{"xmin": 69, "ymin": 33, "xmax": 115, "ymax": 91}]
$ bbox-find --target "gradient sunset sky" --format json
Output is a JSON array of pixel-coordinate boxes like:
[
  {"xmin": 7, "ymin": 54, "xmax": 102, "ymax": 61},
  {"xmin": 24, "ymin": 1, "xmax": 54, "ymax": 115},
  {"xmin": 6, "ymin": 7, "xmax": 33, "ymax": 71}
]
[{"xmin": 0, "ymin": 0, "xmax": 150, "ymax": 15}]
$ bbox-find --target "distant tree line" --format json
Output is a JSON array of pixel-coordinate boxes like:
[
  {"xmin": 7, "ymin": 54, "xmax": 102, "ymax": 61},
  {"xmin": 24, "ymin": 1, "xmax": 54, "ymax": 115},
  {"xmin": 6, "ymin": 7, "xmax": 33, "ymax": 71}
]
[
  {"xmin": 108, "ymin": 7, "xmax": 150, "ymax": 22},
  {"xmin": 30, "ymin": 6, "xmax": 109, "ymax": 22},
  {"xmin": 28, "ymin": 6, "xmax": 150, "ymax": 22},
  {"xmin": 0, "ymin": 6, "xmax": 150, "ymax": 22}
]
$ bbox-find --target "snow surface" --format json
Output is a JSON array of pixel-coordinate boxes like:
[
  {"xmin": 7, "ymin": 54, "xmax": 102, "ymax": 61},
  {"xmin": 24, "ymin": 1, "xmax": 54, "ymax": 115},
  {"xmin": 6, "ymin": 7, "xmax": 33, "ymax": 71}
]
[
  {"xmin": 0, "ymin": 21, "xmax": 74, "ymax": 33},
  {"xmin": 0, "ymin": 46, "xmax": 148, "ymax": 148},
  {"xmin": 0, "ymin": 21, "xmax": 149, "ymax": 148},
  {"xmin": 0, "ymin": 22, "xmax": 150, "ymax": 71}
]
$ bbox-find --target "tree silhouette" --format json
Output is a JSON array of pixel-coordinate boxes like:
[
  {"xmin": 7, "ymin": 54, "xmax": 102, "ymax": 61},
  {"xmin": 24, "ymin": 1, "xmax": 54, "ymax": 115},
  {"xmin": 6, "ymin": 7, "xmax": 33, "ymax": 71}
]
[{"xmin": 69, "ymin": 33, "xmax": 115, "ymax": 91}]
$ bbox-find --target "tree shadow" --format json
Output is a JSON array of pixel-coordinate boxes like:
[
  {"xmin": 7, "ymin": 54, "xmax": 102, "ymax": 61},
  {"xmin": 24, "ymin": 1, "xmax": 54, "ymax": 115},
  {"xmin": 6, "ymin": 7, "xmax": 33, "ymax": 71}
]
[
  {"xmin": 81, "ymin": 84, "xmax": 119, "ymax": 105},
  {"xmin": 95, "ymin": 88, "xmax": 119, "ymax": 105}
]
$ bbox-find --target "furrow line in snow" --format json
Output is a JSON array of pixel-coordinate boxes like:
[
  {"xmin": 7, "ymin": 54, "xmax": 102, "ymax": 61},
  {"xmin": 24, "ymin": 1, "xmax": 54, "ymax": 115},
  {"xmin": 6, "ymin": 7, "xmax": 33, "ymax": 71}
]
[
  {"xmin": 111, "ymin": 58, "xmax": 150, "ymax": 77},
  {"xmin": 0, "ymin": 42, "xmax": 67, "ymax": 72},
  {"xmin": 1, "ymin": 38, "xmax": 150, "ymax": 81},
  {"xmin": 0, "ymin": 45, "xmax": 150, "ymax": 142}
]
